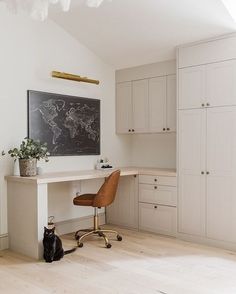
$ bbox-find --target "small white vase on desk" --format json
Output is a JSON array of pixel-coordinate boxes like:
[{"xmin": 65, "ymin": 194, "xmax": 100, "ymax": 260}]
[
  {"xmin": 13, "ymin": 159, "xmax": 20, "ymax": 176},
  {"xmin": 37, "ymin": 166, "xmax": 43, "ymax": 175}
]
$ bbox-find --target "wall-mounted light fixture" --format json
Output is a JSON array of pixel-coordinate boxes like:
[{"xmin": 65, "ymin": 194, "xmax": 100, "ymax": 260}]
[{"xmin": 51, "ymin": 71, "xmax": 100, "ymax": 85}]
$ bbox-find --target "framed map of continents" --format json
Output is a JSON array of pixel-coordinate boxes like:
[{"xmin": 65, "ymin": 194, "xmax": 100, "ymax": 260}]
[{"xmin": 27, "ymin": 90, "xmax": 100, "ymax": 156}]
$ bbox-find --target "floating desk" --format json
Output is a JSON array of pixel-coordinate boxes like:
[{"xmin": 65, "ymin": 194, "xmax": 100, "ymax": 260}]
[{"xmin": 6, "ymin": 167, "xmax": 176, "ymax": 259}]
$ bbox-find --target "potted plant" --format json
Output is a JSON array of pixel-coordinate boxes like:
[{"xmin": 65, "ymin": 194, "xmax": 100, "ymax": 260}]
[{"xmin": 4, "ymin": 138, "xmax": 49, "ymax": 177}]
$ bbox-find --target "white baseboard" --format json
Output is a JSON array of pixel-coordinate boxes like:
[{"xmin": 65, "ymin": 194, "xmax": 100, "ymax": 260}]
[
  {"xmin": 55, "ymin": 213, "xmax": 106, "ymax": 236},
  {"xmin": 0, "ymin": 234, "xmax": 9, "ymax": 250},
  {"xmin": 177, "ymin": 232, "xmax": 236, "ymax": 252}
]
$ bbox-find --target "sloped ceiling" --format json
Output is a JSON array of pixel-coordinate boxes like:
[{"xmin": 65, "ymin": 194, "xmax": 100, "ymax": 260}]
[{"xmin": 51, "ymin": 0, "xmax": 236, "ymax": 69}]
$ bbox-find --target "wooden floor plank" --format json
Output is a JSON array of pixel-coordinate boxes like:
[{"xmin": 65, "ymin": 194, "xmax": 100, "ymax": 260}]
[{"xmin": 1, "ymin": 226, "xmax": 236, "ymax": 294}]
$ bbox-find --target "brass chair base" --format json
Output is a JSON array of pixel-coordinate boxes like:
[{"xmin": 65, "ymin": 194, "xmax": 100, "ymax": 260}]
[{"xmin": 74, "ymin": 208, "xmax": 122, "ymax": 248}]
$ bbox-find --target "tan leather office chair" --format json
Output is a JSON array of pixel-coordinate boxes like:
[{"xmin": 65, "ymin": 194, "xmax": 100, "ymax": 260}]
[{"xmin": 73, "ymin": 170, "xmax": 122, "ymax": 248}]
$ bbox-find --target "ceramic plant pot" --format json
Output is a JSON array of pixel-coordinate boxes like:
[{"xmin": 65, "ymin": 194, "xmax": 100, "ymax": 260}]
[{"xmin": 19, "ymin": 158, "xmax": 37, "ymax": 177}]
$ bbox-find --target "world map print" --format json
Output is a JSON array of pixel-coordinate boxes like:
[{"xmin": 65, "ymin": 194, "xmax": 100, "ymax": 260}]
[{"xmin": 28, "ymin": 91, "xmax": 100, "ymax": 156}]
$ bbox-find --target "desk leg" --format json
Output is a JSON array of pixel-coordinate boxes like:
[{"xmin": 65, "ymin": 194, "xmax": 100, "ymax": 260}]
[{"xmin": 8, "ymin": 181, "xmax": 48, "ymax": 260}]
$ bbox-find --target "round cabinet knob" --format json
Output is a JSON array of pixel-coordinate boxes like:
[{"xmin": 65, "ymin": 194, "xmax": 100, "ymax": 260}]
[
  {"xmin": 128, "ymin": 129, "xmax": 131, "ymax": 132},
  {"xmin": 163, "ymin": 128, "xmax": 166, "ymax": 131},
  {"xmin": 206, "ymin": 103, "xmax": 210, "ymax": 106},
  {"xmin": 201, "ymin": 103, "xmax": 205, "ymax": 107},
  {"xmin": 206, "ymin": 171, "xmax": 210, "ymax": 175},
  {"xmin": 201, "ymin": 171, "xmax": 205, "ymax": 175},
  {"xmin": 167, "ymin": 128, "xmax": 170, "ymax": 131},
  {"xmin": 132, "ymin": 129, "xmax": 135, "ymax": 132},
  {"xmin": 154, "ymin": 186, "xmax": 157, "ymax": 189},
  {"xmin": 154, "ymin": 178, "xmax": 157, "ymax": 182},
  {"xmin": 154, "ymin": 205, "xmax": 157, "ymax": 209}
]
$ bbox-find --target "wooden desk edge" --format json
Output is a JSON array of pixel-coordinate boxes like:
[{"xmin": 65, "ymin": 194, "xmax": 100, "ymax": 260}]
[{"xmin": 5, "ymin": 167, "xmax": 176, "ymax": 184}]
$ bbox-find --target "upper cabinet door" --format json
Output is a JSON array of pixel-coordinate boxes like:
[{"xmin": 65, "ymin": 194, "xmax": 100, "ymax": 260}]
[
  {"xmin": 132, "ymin": 79, "xmax": 149, "ymax": 133},
  {"xmin": 149, "ymin": 76, "xmax": 167, "ymax": 133},
  {"xmin": 179, "ymin": 65, "xmax": 206, "ymax": 110},
  {"xmin": 167, "ymin": 75, "xmax": 176, "ymax": 132},
  {"xmin": 206, "ymin": 60, "xmax": 236, "ymax": 107},
  {"xmin": 116, "ymin": 82, "xmax": 132, "ymax": 134}
]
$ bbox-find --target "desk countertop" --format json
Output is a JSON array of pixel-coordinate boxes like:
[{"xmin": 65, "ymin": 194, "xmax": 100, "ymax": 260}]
[{"xmin": 5, "ymin": 167, "xmax": 176, "ymax": 184}]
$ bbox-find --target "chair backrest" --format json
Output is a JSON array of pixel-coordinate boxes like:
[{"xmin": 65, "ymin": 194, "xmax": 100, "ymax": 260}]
[{"xmin": 93, "ymin": 170, "xmax": 121, "ymax": 207}]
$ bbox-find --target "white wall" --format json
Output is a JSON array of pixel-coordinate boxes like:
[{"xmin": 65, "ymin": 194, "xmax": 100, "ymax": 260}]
[
  {"xmin": 131, "ymin": 133, "xmax": 176, "ymax": 168},
  {"xmin": 0, "ymin": 7, "xmax": 131, "ymax": 237},
  {"xmin": 116, "ymin": 60, "xmax": 176, "ymax": 169}
]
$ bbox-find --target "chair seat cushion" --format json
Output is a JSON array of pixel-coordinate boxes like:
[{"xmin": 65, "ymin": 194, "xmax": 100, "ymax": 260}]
[{"xmin": 73, "ymin": 194, "xmax": 96, "ymax": 206}]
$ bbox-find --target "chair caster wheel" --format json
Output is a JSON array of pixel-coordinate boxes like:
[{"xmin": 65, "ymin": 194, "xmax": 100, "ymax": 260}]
[
  {"xmin": 117, "ymin": 235, "xmax": 122, "ymax": 241},
  {"xmin": 98, "ymin": 232, "xmax": 103, "ymax": 237},
  {"xmin": 106, "ymin": 243, "xmax": 112, "ymax": 248},
  {"xmin": 75, "ymin": 235, "xmax": 80, "ymax": 241},
  {"xmin": 78, "ymin": 242, "xmax": 83, "ymax": 248}
]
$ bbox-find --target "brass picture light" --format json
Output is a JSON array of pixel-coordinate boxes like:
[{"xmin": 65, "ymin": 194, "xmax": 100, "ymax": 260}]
[{"xmin": 51, "ymin": 71, "xmax": 100, "ymax": 85}]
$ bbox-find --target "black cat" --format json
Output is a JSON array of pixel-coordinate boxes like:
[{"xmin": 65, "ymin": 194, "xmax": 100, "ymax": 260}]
[{"xmin": 43, "ymin": 227, "xmax": 76, "ymax": 263}]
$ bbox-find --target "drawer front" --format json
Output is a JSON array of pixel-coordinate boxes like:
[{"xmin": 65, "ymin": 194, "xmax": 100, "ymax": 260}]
[
  {"xmin": 139, "ymin": 175, "xmax": 177, "ymax": 186},
  {"xmin": 139, "ymin": 184, "xmax": 177, "ymax": 206},
  {"xmin": 139, "ymin": 203, "xmax": 177, "ymax": 236}
]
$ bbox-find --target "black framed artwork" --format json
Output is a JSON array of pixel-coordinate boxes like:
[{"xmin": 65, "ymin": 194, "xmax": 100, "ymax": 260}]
[{"xmin": 27, "ymin": 90, "xmax": 100, "ymax": 156}]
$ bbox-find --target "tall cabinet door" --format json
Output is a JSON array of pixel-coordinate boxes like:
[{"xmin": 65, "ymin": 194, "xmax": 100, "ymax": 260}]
[
  {"xmin": 149, "ymin": 76, "xmax": 166, "ymax": 133},
  {"xmin": 116, "ymin": 82, "xmax": 132, "ymax": 133},
  {"xmin": 132, "ymin": 79, "xmax": 149, "ymax": 133},
  {"xmin": 206, "ymin": 60, "xmax": 236, "ymax": 107},
  {"xmin": 206, "ymin": 106, "xmax": 236, "ymax": 243},
  {"xmin": 167, "ymin": 75, "xmax": 176, "ymax": 132},
  {"xmin": 179, "ymin": 65, "xmax": 206, "ymax": 110},
  {"xmin": 178, "ymin": 109, "xmax": 206, "ymax": 236}
]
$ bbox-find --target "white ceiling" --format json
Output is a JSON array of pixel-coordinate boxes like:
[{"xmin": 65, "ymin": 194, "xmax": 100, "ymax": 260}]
[{"xmin": 51, "ymin": 0, "xmax": 236, "ymax": 69}]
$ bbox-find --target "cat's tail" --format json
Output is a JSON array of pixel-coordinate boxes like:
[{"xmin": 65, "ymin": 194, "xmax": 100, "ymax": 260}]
[{"xmin": 64, "ymin": 247, "xmax": 77, "ymax": 255}]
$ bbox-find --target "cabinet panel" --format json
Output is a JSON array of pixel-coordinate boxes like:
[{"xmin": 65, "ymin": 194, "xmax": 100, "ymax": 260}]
[
  {"xmin": 179, "ymin": 65, "xmax": 205, "ymax": 110},
  {"xmin": 139, "ymin": 184, "xmax": 177, "ymax": 206},
  {"xmin": 178, "ymin": 109, "xmax": 206, "ymax": 173},
  {"xmin": 167, "ymin": 75, "xmax": 176, "ymax": 132},
  {"xmin": 207, "ymin": 176, "xmax": 236, "ymax": 243},
  {"xmin": 178, "ymin": 174, "xmax": 206, "ymax": 236},
  {"xmin": 139, "ymin": 175, "xmax": 176, "ymax": 186},
  {"xmin": 206, "ymin": 106, "xmax": 236, "ymax": 243},
  {"xmin": 178, "ymin": 109, "xmax": 206, "ymax": 236},
  {"xmin": 106, "ymin": 176, "xmax": 138, "ymax": 229},
  {"xmin": 116, "ymin": 82, "xmax": 132, "ymax": 133},
  {"xmin": 139, "ymin": 203, "xmax": 177, "ymax": 236},
  {"xmin": 206, "ymin": 60, "xmax": 236, "ymax": 107},
  {"xmin": 132, "ymin": 79, "xmax": 149, "ymax": 133},
  {"xmin": 149, "ymin": 76, "xmax": 166, "ymax": 132},
  {"xmin": 207, "ymin": 107, "xmax": 236, "ymax": 176}
]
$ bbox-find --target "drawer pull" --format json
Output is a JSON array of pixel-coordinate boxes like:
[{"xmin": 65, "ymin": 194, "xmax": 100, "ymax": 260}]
[
  {"xmin": 154, "ymin": 178, "xmax": 157, "ymax": 182},
  {"xmin": 154, "ymin": 205, "xmax": 158, "ymax": 209},
  {"xmin": 154, "ymin": 186, "xmax": 157, "ymax": 189}
]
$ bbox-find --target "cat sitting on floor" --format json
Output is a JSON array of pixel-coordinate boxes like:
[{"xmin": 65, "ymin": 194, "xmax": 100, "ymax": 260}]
[{"xmin": 43, "ymin": 227, "xmax": 76, "ymax": 263}]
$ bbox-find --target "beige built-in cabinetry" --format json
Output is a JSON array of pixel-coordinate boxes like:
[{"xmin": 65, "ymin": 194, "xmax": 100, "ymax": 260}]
[
  {"xmin": 112, "ymin": 60, "xmax": 177, "ymax": 238},
  {"xmin": 138, "ymin": 174, "xmax": 177, "ymax": 236},
  {"xmin": 116, "ymin": 60, "xmax": 176, "ymax": 134},
  {"xmin": 107, "ymin": 170, "xmax": 177, "ymax": 237},
  {"xmin": 177, "ymin": 34, "xmax": 236, "ymax": 250}
]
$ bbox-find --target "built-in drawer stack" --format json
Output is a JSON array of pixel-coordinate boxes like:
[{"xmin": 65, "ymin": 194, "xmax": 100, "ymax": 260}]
[{"xmin": 138, "ymin": 174, "xmax": 177, "ymax": 236}]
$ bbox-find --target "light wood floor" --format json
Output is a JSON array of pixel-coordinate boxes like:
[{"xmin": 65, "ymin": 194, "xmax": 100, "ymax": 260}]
[{"xmin": 1, "ymin": 226, "xmax": 236, "ymax": 294}]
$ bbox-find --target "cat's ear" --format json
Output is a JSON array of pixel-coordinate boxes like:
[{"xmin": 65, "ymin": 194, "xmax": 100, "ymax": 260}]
[{"xmin": 44, "ymin": 226, "xmax": 47, "ymax": 231}]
